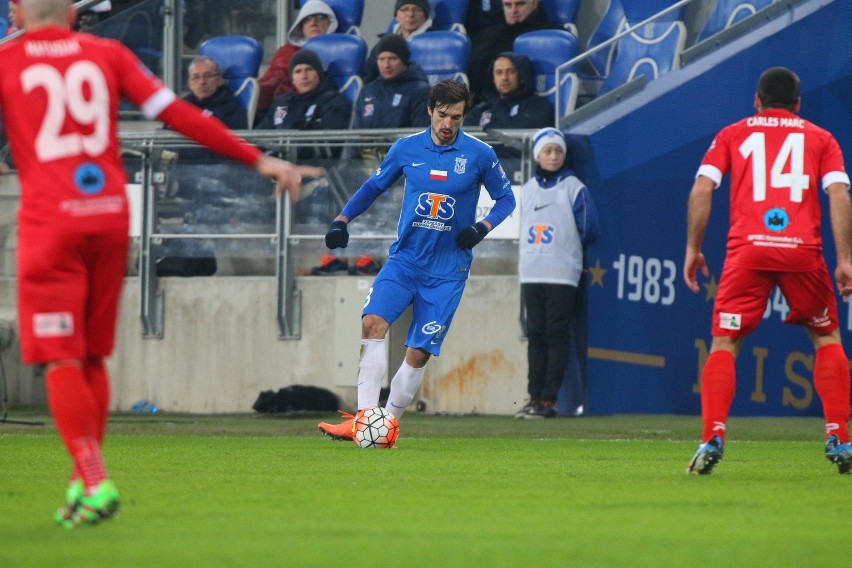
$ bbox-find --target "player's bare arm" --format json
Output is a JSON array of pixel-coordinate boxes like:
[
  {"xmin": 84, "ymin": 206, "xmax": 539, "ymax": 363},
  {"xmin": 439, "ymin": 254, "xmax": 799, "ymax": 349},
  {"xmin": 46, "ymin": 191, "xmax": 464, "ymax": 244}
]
[
  {"xmin": 684, "ymin": 175, "xmax": 715, "ymax": 293},
  {"xmin": 827, "ymin": 182, "xmax": 852, "ymax": 297}
]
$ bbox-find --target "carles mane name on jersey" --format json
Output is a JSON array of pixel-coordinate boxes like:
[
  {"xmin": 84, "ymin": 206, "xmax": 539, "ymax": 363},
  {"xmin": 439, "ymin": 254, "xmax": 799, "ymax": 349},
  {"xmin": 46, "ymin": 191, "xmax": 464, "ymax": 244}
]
[
  {"xmin": 25, "ymin": 40, "xmax": 81, "ymax": 58},
  {"xmin": 746, "ymin": 116, "xmax": 805, "ymax": 128}
]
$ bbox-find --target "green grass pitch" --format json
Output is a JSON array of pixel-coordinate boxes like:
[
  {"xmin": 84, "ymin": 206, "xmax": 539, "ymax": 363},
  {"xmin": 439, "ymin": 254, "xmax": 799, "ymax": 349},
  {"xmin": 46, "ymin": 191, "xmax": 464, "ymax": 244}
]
[{"xmin": 1, "ymin": 412, "xmax": 850, "ymax": 567}]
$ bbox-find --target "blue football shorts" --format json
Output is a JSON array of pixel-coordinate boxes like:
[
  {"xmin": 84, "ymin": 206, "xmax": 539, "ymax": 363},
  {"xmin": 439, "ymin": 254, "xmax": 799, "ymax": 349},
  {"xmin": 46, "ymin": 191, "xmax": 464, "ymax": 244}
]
[{"xmin": 362, "ymin": 259, "xmax": 466, "ymax": 356}]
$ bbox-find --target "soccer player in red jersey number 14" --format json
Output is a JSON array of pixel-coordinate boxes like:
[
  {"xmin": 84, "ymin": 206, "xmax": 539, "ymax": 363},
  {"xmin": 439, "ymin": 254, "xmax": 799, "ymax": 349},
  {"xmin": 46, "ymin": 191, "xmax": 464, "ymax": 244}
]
[
  {"xmin": 0, "ymin": 0, "xmax": 323, "ymax": 527},
  {"xmin": 683, "ymin": 67, "xmax": 852, "ymax": 475}
]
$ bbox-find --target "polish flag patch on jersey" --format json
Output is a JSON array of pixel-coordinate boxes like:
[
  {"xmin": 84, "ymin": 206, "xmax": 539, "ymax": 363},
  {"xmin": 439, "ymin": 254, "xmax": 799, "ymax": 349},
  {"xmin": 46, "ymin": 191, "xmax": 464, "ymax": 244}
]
[{"xmin": 429, "ymin": 170, "xmax": 448, "ymax": 181}]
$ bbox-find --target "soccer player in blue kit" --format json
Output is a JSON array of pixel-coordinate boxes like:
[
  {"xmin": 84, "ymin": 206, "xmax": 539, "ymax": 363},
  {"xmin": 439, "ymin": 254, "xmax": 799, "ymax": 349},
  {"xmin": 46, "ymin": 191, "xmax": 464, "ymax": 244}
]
[{"xmin": 318, "ymin": 80, "xmax": 516, "ymax": 440}]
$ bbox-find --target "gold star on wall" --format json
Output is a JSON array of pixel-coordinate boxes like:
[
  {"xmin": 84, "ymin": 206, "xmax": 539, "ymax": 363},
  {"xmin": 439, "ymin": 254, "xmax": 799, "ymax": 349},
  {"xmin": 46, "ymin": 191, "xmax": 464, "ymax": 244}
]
[
  {"xmin": 703, "ymin": 274, "xmax": 718, "ymax": 302},
  {"xmin": 588, "ymin": 259, "xmax": 607, "ymax": 287}
]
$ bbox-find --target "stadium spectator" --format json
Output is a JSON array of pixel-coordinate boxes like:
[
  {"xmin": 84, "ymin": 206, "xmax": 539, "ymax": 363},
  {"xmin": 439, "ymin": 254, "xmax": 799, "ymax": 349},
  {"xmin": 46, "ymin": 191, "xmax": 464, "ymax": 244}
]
[
  {"xmin": 684, "ymin": 67, "xmax": 852, "ymax": 475},
  {"xmin": 362, "ymin": 0, "xmax": 438, "ymax": 83},
  {"xmin": 0, "ymin": 0, "xmax": 321, "ymax": 528},
  {"xmin": 257, "ymin": 0, "xmax": 338, "ymax": 112},
  {"xmin": 468, "ymin": 0, "xmax": 560, "ymax": 102},
  {"xmin": 74, "ymin": 0, "xmax": 109, "ymax": 33},
  {"xmin": 353, "ymin": 34, "xmax": 430, "ymax": 130},
  {"xmin": 6, "ymin": 0, "xmax": 20, "ymax": 35},
  {"xmin": 256, "ymin": 49, "xmax": 352, "ymax": 159},
  {"xmin": 183, "ymin": 56, "xmax": 247, "ymax": 130},
  {"xmin": 516, "ymin": 128, "xmax": 598, "ymax": 419},
  {"xmin": 317, "ymin": 80, "xmax": 516, "ymax": 439},
  {"xmin": 464, "ymin": 52, "xmax": 553, "ymax": 130}
]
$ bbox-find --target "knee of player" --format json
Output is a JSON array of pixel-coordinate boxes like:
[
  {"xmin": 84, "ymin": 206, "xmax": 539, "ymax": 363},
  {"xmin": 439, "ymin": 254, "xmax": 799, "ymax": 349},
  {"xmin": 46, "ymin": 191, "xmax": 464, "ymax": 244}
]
[{"xmin": 361, "ymin": 314, "xmax": 390, "ymax": 339}]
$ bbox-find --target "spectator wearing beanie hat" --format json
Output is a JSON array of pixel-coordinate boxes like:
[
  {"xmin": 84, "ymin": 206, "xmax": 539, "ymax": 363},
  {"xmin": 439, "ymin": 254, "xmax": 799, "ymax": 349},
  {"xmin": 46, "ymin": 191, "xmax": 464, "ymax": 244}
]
[
  {"xmin": 517, "ymin": 126, "xmax": 599, "ymax": 419},
  {"xmin": 362, "ymin": 0, "xmax": 438, "ymax": 83},
  {"xmin": 257, "ymin": 0, "xmax": 338, "ymax": 111},
  {"xmin": 257, "ymin": 49, "xmax": 352, "ymax": 159},
  {"xmin": 352, "ymin": 34, "xmax": 431, "ymax": 130}
]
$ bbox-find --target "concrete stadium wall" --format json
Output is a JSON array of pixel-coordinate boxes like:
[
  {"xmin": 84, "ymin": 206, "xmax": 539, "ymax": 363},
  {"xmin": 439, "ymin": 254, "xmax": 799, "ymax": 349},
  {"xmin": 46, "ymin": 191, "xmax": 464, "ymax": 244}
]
[{"xmin": 0, "ymin": 274, "xmax": 528, "ymax": 415}]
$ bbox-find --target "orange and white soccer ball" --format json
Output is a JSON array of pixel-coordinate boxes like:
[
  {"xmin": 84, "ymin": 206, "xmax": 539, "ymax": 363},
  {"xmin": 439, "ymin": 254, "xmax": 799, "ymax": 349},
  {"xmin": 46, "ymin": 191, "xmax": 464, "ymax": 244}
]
[{"xmin": 352, "ymin": 407, "xmax": 399, "ymax": 448}]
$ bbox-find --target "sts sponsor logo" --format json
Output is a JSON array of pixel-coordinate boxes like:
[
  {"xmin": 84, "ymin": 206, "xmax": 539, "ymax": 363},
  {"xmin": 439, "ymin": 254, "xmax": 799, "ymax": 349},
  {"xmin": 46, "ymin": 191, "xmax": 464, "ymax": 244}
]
[
  {"xmin": 527, "ymin": 224, "xmax": 555, "ymax": 245},
  {"xmin": 412, "ymin": 193, "xmax": 455, "ymax": 231}
]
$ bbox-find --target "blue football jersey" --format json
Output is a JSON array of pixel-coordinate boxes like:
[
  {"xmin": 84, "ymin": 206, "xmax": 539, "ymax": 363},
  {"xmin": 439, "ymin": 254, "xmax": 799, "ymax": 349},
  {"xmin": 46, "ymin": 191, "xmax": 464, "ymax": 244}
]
[{"xmin": 371, "ymin": 129, "xmax": 512, "ymax": 280}]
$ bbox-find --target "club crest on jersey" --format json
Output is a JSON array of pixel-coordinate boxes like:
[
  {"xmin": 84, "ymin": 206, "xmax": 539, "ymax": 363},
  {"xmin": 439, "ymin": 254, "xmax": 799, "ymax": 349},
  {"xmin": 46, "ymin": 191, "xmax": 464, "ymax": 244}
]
[
  {"xmin": 363, "ymin": 103, "xmax": 374, "ymax": 117},
  {"xmin": 392, "ymin": 93, "xmax": 402, "ymax": 107},
  {"xmin": 454, "ymin": 157, "xmax": 467, "ymax": 175},
  {"xmin": 763, "ymin": 208, "xmax": 789, "ymax": 231},
  {"xmin": 74, "ymin": 163, "xmax": 105, "ymax": 195},
  {"xmin": 273, "ymin": 105, "xmax": 288, "ymax": 126}
]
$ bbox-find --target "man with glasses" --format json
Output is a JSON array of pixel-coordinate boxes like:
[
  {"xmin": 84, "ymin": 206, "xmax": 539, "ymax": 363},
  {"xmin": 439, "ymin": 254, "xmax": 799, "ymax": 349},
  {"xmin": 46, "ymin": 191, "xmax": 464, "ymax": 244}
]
[{"xmin": 184, "ymin": 56, "xmax": 246, "ymax": 130}]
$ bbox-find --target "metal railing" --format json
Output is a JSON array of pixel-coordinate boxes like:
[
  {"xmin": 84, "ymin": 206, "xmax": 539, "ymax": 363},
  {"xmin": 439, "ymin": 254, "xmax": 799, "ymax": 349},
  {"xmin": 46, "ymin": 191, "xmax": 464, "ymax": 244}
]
[{"xmin": 119, "ymin": 128, "xmax": 533, "ymax": 340}]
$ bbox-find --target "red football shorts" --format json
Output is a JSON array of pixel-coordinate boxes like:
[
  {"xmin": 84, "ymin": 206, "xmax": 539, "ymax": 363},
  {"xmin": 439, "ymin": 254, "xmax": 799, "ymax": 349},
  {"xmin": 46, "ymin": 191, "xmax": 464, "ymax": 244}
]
[
  {"xmin": 17, "ymin": 224, "xmax": 128, "ymax": 364},
  {"xmin": 712, "ymin": 260, "xmax": 839, "ymax": 338}
]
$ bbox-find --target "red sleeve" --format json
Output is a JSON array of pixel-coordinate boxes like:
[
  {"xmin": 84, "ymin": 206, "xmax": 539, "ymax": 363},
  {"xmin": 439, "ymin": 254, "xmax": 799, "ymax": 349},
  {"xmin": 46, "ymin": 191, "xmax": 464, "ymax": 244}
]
[{"xmin": 157, "ymin": 98, "xmax": 261, "ymax": 166}]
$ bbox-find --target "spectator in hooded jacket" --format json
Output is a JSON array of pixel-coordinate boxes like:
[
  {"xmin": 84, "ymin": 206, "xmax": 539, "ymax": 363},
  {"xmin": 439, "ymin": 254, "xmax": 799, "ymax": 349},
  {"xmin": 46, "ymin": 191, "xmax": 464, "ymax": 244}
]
[
  {"xmin": 257, "ymin": 0, "xmax": 338, "ymax": 112},
  {"xmin": 465, "ymin": 51, "xmax": 552, "ymax": 131},
  {"xmin": 353, "ymin": 34, "xmax": 430, "ymax": 130},
  {"xmin": 362, "ymin": 0, "xmax": 438, "ymax": 83},
  {"xmin": 468, "ymin": 0, "xmax": 560, "ymax": 102},
  {"xmin": 257, "ymin": 49, "xmax": 352, "ymax": 159}
]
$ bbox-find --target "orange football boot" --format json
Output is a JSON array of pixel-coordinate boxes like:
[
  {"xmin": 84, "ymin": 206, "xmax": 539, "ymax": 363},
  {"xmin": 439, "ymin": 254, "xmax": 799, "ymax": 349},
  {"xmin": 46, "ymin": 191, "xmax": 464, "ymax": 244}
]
[{"xmin": 318, "ymin": 410, "xmax": 356, "ymax": 441}]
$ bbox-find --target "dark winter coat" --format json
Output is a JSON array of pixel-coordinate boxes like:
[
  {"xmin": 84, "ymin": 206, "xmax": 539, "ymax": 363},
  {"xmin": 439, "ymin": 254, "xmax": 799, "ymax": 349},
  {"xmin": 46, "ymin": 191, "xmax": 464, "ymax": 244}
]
[
  {"xmin": 353, "ymin": 63, "xmax": 431, "ymax": 129},
  {"xmin": 257, "ymin": 73, "xmax": 352, "ymax": 159},
  {"xmin": 468, "ymin": 7, "xmax": 560, "ymax": 102},
  {"xmin": 183, "ymin": 85, "xmax": 248, "ymax": 130},
  {"xmin": 464, "ymin": 52, "xmax": 553, "ymax": 130}
]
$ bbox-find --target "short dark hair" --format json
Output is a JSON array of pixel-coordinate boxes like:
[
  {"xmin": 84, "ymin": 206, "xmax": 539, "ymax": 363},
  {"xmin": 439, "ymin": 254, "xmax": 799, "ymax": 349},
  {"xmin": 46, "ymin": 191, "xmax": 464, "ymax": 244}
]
[
  {"xmin": 757, "ymin": 67, "xmax": 800, "ymax": 111},
  {"xmin": 428, "ymin": 80, "xmax": 472, "ymax": 115}
]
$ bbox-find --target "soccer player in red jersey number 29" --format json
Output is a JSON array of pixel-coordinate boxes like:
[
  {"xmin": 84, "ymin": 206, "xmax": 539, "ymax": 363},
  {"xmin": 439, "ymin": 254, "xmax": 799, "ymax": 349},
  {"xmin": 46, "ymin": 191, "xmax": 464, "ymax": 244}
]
[
  {"xmin": 0, "ymin": 0, "xmax": 323, "ymax": 527},
  {"xmin": 683, "ymin": 67, "xmax": 852, "ymax": 475}
]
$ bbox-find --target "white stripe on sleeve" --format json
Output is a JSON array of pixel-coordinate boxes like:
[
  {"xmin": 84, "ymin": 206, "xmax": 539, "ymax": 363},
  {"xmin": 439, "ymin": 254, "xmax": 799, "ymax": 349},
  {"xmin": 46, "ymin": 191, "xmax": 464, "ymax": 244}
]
[
  {"xmin": 696, "ymin": 164, "xmax": 723, "ymax": 187},
  {"xmin": 139, "ymin": 87, "xmax": 177, "ymax": 119},
  {"xmin": 822, "ymin": 171, "xmax": 851, "ymax": 191}
]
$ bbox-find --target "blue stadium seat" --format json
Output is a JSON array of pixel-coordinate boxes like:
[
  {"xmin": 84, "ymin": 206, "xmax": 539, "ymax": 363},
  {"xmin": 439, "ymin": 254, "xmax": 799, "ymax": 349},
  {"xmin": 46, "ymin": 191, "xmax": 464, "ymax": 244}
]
[
  {"xmin": 301, "ymin": 0, "xmax": 364, "ymax": 36},
  {"xmin": 408, "ymin": 31, "xmax": 471, "ymax": 86},
  {"xmin": 696, "ymin": 0, "xmax": 775, "ymax": 43},
  {"xmin": 199, "ymin": 35, "xmax": 264, "ymax": 127},
  {"xmin": 428, "ymin": 0, "xmax": 469, "ymax": 33},
  {"xmin": 598, "ymin": 0, "xmax": 686, "ymax": 96},
  {"xmin": 302, "ymin": 34, "xmax": 367, "ymax": 104},
  {"xmin": 513, "ymin": 30, "xmax": 581, "ymax": 119},
  {"xmin": 539, "ymin": 0, "xmax": 580, "ymax": 36},
  {"xmin": 586, "ymin": 0, "xmax": 625, "ymax": 76}
]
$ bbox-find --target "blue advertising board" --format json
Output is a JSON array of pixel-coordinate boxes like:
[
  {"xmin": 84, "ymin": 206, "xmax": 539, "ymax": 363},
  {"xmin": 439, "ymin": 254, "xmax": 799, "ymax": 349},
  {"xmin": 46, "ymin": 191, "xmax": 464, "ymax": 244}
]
[{"xmin": 567, "ymin": 0, "xmax": 852, "ymax": 416}]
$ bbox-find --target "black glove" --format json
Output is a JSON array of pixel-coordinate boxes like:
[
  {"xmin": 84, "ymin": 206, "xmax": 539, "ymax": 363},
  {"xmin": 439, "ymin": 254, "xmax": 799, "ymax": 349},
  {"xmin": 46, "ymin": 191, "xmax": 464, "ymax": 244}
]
[
  {"xmin": 455, "ymin": 222, "xmax": 489, "ymax": 250},
  {"xmin": 325, "ymin": 220, "xmax": 349, "ymax": 249}
]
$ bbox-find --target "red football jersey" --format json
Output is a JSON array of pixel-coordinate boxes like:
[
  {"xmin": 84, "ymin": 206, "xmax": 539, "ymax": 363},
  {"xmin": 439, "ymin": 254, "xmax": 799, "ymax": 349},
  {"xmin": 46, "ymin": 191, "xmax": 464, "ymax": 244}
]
[
  {"xmin": 698, "ymin": 108, "xmax": 850, "ymax": 271},
  {"xmin": 0, "ymin": 26, "xmax": 260, "ymax": 230}
]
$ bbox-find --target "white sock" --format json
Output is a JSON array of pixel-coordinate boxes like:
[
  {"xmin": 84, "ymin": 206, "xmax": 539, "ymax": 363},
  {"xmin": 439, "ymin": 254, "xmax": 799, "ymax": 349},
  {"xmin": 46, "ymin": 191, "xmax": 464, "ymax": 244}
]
[
  {"xmin": 384, "ymin": 361, "xmax": 426, "ymax": 419},
  {"xmin": 357, "ymin": 339, "xmax": 387, "ymax": 410}
]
